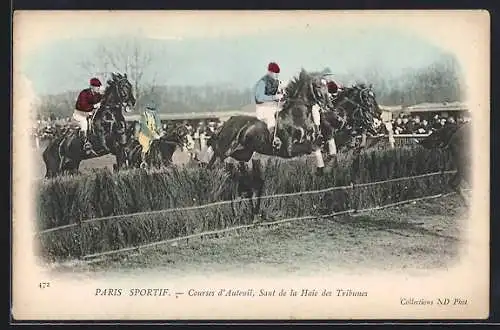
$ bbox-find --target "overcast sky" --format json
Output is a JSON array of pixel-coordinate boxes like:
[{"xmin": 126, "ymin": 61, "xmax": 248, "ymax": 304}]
[{"xmin": 15, "ymin": 11, "xmax": 470, "ymax": 96}]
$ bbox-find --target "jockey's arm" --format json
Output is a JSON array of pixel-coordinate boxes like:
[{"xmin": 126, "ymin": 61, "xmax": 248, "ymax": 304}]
[
  {"xmin": 154, "ymin": 114, "xmax": 164, "ymax": 137},
  {"xmin": 139, "ymin": 112, "xmax": 154, "ymax": 139},
  {"xmin": 255, "ymin": 80, "xmax": 277, "ymax": 103}
]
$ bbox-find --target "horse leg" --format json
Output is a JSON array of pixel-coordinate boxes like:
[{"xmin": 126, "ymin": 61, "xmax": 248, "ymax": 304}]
[
  {"xmin": 114, "ymin": 147, "xmax": 128, "ymax": 171},
  {"xmin": 207, "ymin": 152, "xmax": 218, "ymax": 169},
  {"xmin": 43, "ymin": 146, "xmax": 59, "ymax": 178},
  {"xmin": 360, "ymin": 133, "xmax": 367, "ymax": 148},
  {"xmin": 448, "ymin": 170, "xmax": 468, "ymax": 205},
  {"xmin": 251, "ymin": 159, "xmax": 264, "ymax": 221}
]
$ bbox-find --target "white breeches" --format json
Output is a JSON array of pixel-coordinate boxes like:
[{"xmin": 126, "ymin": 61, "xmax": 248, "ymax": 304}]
[
  {"xmin": 327, "ymin": 138, "xmax": 337, "ymax": 155},
  {"xmin": 256, "ymin": 102, "xmax": 279, "ymax": 129},
  {"xmin": 73, "ymin": 110, "xmax": 91, "ymax": 133},
  {"xmin": 312, "ymin": 105, "xmax": 321, "ymax": 126}
]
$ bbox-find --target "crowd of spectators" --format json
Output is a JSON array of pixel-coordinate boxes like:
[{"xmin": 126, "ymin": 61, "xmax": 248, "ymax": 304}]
[
  {"xmin": 387, "ymin": 112, "xmax": 471, "ymax": 135},
  {"xmin": 32, "ymin": 111, "xmax": 472, "ymax": 150}
]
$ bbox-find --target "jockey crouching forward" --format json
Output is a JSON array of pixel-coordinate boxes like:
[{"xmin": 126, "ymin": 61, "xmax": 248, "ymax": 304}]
[
  {"xmin": 73, "ymin": 77, "xmax": 103, "ymax": 154},
  {"xmin": 310, "ymin": 79, "xmax": 344, "ymax": 157},
  {"xmin": 254, "ymin": 62, "xmax": 285, "ymax": 151},
  {"xmin": 135, "ymin": 102, "xmax": 164, "ymax": 168}
]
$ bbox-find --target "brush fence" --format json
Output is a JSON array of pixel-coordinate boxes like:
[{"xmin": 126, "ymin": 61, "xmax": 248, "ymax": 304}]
[{"xmin": 35, "ymin": 170, "xmax": 457, "ymax": 261}]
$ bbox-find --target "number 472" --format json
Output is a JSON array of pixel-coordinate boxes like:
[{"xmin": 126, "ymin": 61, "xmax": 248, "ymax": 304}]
[{"xmin": 39, "ymin": 282, "xmax": 50, "ymax": 289}]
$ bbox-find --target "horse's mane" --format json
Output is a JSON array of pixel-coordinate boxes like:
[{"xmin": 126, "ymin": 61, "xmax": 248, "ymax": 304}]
[
  {"xmin": 283, "ymin": 69, "xmax": 318, "ymax": 111},
  {"xmin": 284, "ymin": 69, "xmax": 317, "ymax": 99}
]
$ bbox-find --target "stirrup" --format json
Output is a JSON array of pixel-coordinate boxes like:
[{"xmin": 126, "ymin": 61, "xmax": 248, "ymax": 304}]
[{"xmin": 140, "ymin": 161, "xmax": 148, "ymax": 169}]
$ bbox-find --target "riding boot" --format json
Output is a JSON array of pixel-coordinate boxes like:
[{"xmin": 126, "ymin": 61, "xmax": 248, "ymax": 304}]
[
  {"xmin": 269, "ymin": 126, "xmax": 282, "ymax": 151},
  {"xmin": 81, "ymin": 131, "xmax": 94, "ymax": 155},
  {"xmin": 349, "ymin": 129, "xmax": 358, "ymax": 148},
  {"xmin": 314, "ymin": 125, "xmax": 323, "ymax": 144},
  {"xmin": 140, "ymin": 152, "xmax": 148, "ymax": 169}
]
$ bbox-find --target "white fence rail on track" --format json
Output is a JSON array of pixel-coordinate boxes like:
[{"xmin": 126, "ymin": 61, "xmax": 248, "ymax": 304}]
[{"xmin": 35, "ymin": 169, "xmax": 462, "ymax": 261}]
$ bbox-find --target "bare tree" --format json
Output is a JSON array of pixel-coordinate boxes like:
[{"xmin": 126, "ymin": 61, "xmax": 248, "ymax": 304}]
[{"xmin": 78, "ymin": 37, "xmax": 161, "ymax": 100}]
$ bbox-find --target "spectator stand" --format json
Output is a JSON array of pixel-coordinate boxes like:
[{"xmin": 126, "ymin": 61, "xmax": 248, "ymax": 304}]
[{"xmin": 379, "ymin": 101, "xmax": 470, "ymax": 147}]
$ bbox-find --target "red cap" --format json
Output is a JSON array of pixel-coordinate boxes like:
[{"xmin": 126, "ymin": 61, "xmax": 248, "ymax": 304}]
[
  {"xmin": 90, "ymin": 78, "xmax": 102, "ymax": 87},
  {"xmin": 327, "ymin": 81, "xmax": 338, "ymax": 93},
  {"xmin": 267, "ymin": 62, "xmax": 280, "ymax": 74}
]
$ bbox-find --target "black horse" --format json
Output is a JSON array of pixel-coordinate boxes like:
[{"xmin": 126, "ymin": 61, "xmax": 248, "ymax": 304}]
[
  {"xmin": 124, "ymin": 122, "xmax": 193, "ymax": 169},
  {"xmin": 205, "ymin": 69, "xmax": 332, "ymax": 173},
  {"xmin": 42, "ymin": 73, "xmax": 136, "ymax": 177},
  {"xmin": 417, "ymin": 122, "xmax": 472, "ymax": 203},
  {"xmin": 325, "ymin": 83, "xmax": 382, "ymax": 150}
]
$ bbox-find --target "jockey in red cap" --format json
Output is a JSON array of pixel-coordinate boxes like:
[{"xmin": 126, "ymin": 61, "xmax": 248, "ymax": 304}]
[
  {"xmin": 320, "ymin": 77, "xmax": 345, "ymax": 156},
  {"xmin": 254, "ymin": 62, "xmax": 284, "ymax": 150},
  {"xmin": 73, "ymin": 77, "xmax": 103, "ymax": 154}
]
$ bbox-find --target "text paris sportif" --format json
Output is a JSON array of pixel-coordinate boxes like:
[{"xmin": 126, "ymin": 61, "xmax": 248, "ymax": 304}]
[{"xmin": 95, "ymin": 288, "xmax": 368, "ymax": 297}]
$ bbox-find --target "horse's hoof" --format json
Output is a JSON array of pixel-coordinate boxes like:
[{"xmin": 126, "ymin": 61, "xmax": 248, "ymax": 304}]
[{"xmin": 315, "ymin": 167, "xmax": 325, "ymax": 176}]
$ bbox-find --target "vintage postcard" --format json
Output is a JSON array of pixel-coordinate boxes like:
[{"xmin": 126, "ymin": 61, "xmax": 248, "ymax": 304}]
[{"xmin": 12, "ymin": 10, "xmax": 490, "ymax": 320}]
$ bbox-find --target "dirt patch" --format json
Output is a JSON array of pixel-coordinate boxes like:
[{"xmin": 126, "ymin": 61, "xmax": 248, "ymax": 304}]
[{"xmin": 45, "ymin": 194, "xmax": 468, "ymax": 278}]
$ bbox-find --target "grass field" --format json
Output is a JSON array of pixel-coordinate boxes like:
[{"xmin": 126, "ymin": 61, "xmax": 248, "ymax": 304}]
[{"xmin": 42, "ymin": 193, "xmax": 466, "ymax": 278}]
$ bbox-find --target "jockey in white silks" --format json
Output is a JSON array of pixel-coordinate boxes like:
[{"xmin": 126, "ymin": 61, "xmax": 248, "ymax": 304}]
[{"xmin": 254, "ymin": 62, "xmax": 285, "ymax": 151}]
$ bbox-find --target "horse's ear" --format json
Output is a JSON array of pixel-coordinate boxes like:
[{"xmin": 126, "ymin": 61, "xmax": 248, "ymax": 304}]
[{"xmin": 299, "ymin": 69, "xmax": 307, "ymax": 80}]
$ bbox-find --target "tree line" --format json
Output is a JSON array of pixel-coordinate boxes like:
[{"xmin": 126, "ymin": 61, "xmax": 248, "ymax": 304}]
[{"xmin": 36, "ymin": 53, "xmax": 464, "ymax": 120}]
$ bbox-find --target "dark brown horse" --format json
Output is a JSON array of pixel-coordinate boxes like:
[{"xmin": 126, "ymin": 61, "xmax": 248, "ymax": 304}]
[
  {"xmin": 42, "ymin": 73, "xmax": 136, "ymax": 178},
  {"xmin": 418, "ymin": 122, "xmax": 472, "ymax": 203},
  {"xmin": 322, "ymin": 83, "xmax": 383, "ymax": 152},
  {"xmin": 124, "ymin": 123, "xmax": 193, "ymax": 169},
  {"xmin": 205, "ymin": 69, "xmax": 332, "ymax": 173}
]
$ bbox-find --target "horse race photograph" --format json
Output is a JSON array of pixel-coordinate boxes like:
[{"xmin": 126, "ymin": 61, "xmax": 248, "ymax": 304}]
[{"xmin": 11, "ymin": 10, "xmax": 489, "ymax": 320}]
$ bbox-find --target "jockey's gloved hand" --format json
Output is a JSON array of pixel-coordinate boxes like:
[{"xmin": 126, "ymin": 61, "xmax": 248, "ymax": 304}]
[
  {"xmin": 93, "ymin": 102, "xmax": 102, "ymax": 109},
  {"xmin": 273, "ymin": 94, "xmax": 284, "ymax": 102}
]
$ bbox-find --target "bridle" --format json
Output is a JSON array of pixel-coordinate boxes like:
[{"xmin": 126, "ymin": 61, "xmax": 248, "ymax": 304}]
[
  {"xmin": 334, "ymin": 86, "xmax": 376, "ymax": 124},
  {"xmin": 92, "ymin": 78, "xmax": 133, "ymax": 126}
]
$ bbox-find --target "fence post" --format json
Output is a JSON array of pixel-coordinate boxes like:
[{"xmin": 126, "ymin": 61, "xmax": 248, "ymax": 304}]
[
  {"xmin": 385, "ymin": 122, "xmax": 395, "ymax": 149},
  {"xmin": 77, "ymin": 218, "xmax": 85, "ymax": 259}
]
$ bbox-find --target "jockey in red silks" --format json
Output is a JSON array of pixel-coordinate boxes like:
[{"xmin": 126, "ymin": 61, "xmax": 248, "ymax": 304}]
[
  {"xmin": 73, "ymin": 77, "xmax": 103, "ymax": 153},
  {"xmin": 322, "ymin": 78, "xmax": 345, "ymax": 156},
  {"xmin": 254, "ymin": 62, "xmax": 285, "ymax": 150}
]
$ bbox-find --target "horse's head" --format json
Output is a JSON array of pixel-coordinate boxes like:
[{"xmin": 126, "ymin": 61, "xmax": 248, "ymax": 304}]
[
  {"xmin": 109, "ymin": 72, "xmax": 136, "ymax": 111},
  {"xmin": 93, "ymin": 73, "xmax": 137, "ymax": 142},
  {"xmin": 162, "ymin": 123, "xmax": 194, "ymax": 152},
  {"xmin": 282, "ymin": 69, "xmax": 332, "ymax": 126},
  {"xmin": 335, "ymin": 83, "xmax": 380, "ymax": 135}
]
